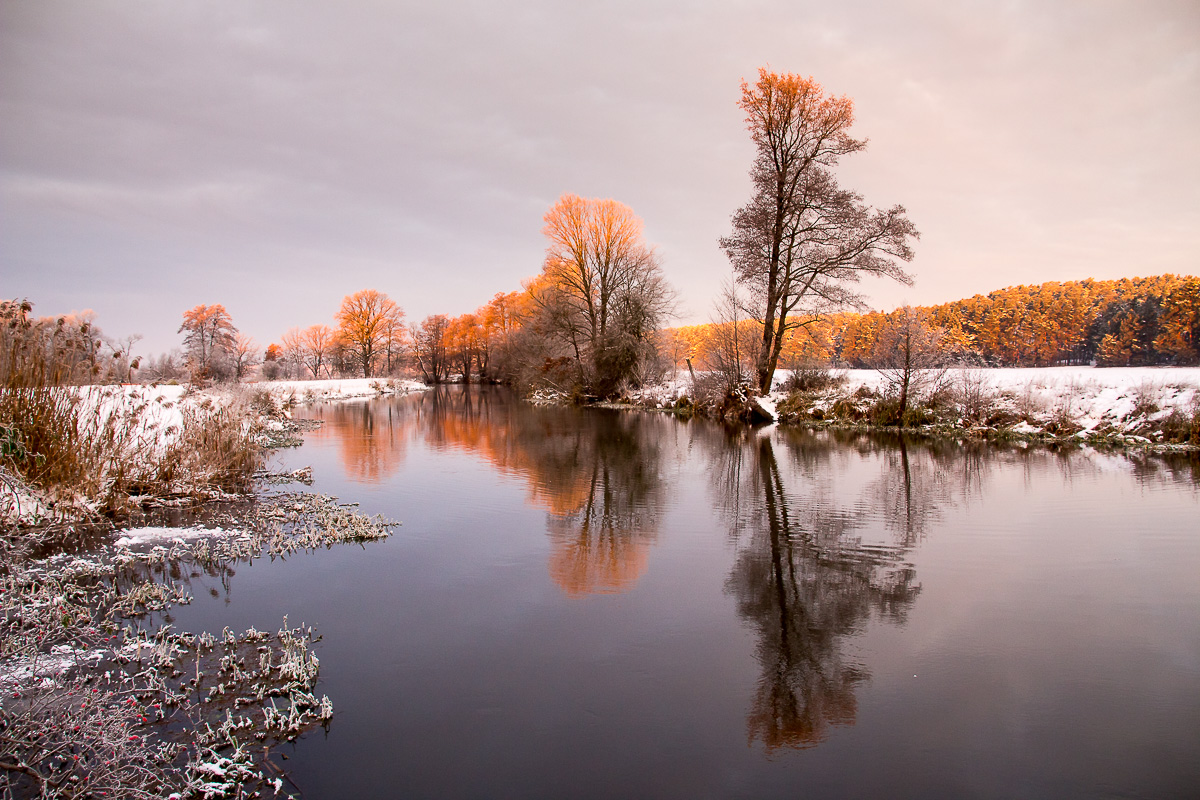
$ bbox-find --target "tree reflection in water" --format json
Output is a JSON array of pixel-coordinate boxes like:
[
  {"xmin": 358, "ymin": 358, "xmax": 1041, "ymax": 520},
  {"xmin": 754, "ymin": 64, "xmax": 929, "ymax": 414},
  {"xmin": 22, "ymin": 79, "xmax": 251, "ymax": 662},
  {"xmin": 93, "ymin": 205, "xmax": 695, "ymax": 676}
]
[
  {"xmin": 297, "ymin": 392, "xmax": 1198, "ymax": 759},
  {"xmin": 540, "ymin": 411, "xmax": 666, "ymax": 596},
  {"xmin": 412, "ymin": 388, "xmax": 669, "ymax": 596},
  {"xmin": 711, "ymin": 428, "xmax": 926, "ymax": 750},
  {"xmin": 307, "ymin": 400, "xmax": 409, "ymax": 483}
]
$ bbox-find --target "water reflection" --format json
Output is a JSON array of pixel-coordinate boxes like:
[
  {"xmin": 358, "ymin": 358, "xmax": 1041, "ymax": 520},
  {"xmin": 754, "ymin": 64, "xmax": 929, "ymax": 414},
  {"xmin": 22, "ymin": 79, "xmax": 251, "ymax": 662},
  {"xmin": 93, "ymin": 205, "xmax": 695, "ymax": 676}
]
[
  {"xmin": 543, "ymin": 420, "xmax": 667, "ymax": 596},
  {"xmin": 259, "ymin": 394, "xmax": 1200, "ymax": 797},
  {"xmin": 301, "ymin": 391, "xmax": 1199, "ymax": 754},
  {"xmin": 366, "ymin": 388, "xmax": 670, "ymax": 596},
  {"xmin": 707, "ymin": 428, "xmax": 923, "ymax": 749},
  {"xmin": 307, "ymin": 401, "xmax": 409, "ymax": 483}
]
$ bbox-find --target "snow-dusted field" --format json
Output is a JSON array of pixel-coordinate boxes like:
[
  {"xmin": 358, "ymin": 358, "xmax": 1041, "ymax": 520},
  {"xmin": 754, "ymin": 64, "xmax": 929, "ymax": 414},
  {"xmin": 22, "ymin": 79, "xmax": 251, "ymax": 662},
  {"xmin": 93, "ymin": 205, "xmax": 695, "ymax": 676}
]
[
  {"xmin": 82, "ymin": 377, "xmax": 427, "ymax": 448},
  {"xmin": 251, "ymin": 376, "xmax": 427, "ymax": 403},
  {"xmin": 836, "ymin": 367, "xmax": 1198, "ymax": 429}
]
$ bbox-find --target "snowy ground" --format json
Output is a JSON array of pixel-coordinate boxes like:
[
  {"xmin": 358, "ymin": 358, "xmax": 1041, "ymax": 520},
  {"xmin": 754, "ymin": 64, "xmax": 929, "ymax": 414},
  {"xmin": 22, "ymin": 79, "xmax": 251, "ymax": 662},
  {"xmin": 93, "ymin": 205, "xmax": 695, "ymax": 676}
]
[
  {"xmin": 628, "ymin": 366, "xmax": 1200, "ymax": 438},
  {"xmin": 1, "ymin": 378, "xmax": 429, "ymax": 525},
  {"xmin": 251, "ymin": 376, "xmax": 426, "ymax": 403}
]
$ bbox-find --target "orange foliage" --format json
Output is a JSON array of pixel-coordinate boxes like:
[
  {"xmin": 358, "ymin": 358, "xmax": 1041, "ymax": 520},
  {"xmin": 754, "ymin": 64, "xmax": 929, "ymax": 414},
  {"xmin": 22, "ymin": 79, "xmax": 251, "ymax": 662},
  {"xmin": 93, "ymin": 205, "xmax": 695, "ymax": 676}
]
[
  {"xmin": 407, "ymin": 390, "xmax": 661, "ymax": 595},
  {"xmin": 335, "ymin": 289, "xmax": 405, "ymax": 377},
  {"xmin": 307, "ymin": 400, "xmax": 408, "ymax": 483},
  {"xmin": 1154, "ymin": 276, "xmax": 1200, "ymax": 364},
  {"xmin": 547, "ymin": 519, "xmax": 651, "ymax": 597},
  {"xmin": 178, "ymin": 303, "xmax": 237, "ymax": 378}
]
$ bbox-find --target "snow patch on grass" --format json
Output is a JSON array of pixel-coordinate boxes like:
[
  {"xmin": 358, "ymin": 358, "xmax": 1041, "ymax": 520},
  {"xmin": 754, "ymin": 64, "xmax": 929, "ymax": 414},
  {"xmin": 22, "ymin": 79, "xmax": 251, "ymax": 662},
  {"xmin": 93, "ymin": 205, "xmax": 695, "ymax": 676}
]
[
  {"xmin": 255, "ymin": 377, "xmax": 426, "ymax": 404},
  {"xmin": 113, "ymin": 525, "xmax": 230, "ymax": 547}
]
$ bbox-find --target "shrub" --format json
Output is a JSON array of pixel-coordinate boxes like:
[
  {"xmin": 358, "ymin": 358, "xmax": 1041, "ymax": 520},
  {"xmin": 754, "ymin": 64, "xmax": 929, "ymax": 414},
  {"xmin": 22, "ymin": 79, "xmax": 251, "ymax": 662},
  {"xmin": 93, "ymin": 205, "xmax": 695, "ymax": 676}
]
[
  {"xmin": 780, "ymin": 365, "xmax": 846, "ymax": 393},
  {"xmin": 953, "ymin": 368, "xmax": 996, "ymax": 423},
  {"xmin": 1014, "ymin": 381, "xmax": 1048, "ymax": 421},
  {"xmin": 1160, "ymin": 398, "xmax": 1200, "ymax": 445},
  {"xmin": 870, "ymin": 395, "xmax": 935, "ymax": 427},
  {"xmin": 1131, "ymin": 379, "xmax": 1162, "ymax": 417}
]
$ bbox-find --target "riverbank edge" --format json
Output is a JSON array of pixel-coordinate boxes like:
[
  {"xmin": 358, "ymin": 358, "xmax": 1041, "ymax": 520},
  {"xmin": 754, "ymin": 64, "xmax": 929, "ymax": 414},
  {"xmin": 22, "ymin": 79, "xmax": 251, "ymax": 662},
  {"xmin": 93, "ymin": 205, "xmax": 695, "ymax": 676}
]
[
  {"xmin": 601, "ymin": 367, "xmax": 1200, "ymax": 455},
  {"xmin": 1, "ymin": 381, "xmax": 420, "ymax": 796},
  {"xmin": 601, "ymin": 398, "xmax": 1198, "ymax": 453}
]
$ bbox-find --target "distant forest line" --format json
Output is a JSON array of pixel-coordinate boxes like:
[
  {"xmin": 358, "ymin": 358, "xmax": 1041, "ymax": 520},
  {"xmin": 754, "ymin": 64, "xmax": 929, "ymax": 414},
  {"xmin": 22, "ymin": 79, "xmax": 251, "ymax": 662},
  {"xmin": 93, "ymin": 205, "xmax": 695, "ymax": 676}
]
[{"xmin": 675, "ymin": 274, "xmax": 1200, "ymax": 372}]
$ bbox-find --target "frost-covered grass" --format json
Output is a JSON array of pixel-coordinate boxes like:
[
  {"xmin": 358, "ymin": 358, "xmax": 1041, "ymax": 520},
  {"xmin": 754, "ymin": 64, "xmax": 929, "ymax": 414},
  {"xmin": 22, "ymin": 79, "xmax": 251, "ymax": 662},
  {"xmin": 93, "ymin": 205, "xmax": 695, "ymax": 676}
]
[
  {"xmin": 0, "ymin": 492, "xmax": 396, "ymax": 798},
  {"xmin": 0, "ymin": 383, "xmax": 265, "ymax": 527},
  {"xmin": 1, "ymin": 377, "xmax": 429, "ymax": 528}
]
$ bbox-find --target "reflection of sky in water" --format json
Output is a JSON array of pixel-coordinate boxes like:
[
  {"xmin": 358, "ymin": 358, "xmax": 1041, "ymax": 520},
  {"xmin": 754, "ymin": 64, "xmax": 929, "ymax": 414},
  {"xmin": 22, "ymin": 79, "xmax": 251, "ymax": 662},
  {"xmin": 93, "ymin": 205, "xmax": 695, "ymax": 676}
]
[{"xmin": 168, "ymin": 388, "xmax": 1200, "ymax": 799}]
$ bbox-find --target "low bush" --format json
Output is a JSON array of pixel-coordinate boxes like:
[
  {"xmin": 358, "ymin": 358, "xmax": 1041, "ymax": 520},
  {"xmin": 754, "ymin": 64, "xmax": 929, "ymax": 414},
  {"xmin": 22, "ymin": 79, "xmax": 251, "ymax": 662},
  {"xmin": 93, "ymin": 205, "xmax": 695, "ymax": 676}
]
[
  {"xmin": 869, "ymin": 395, "xmax": 936, "ymax": 427},
  {"xmin": 952, "ymin": 369, "xmax": 997, "ymax": 423},
  {"xmin": 1131, "ymin": 379, "xmax": 1162, "ymax": 417},
  {"xmin": 1160, "ymin": 400, "xmax": 1200, "ymax": 445},
  {"xmin": 780, "ymin": 365, "xmax": 846, "ymax": 394}
]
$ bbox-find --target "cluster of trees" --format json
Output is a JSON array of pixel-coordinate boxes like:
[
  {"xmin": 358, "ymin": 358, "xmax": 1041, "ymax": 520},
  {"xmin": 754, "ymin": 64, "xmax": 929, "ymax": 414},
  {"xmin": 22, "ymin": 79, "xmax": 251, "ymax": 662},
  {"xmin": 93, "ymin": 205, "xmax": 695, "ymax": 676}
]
[
  {"xmin": 15, "ymin": 66, "xmax": 1195, "ymax": 395},
  {"xmin": 846, "ymin": 274, "xmax": 1200, "ymax": 367},
  {"xmin": 259, "ymin": 193, "xmax": 675, "ymax": 396},
  {"xmin": 264, "ymin": 290, "xmax": 524, "ymax": 384},
  {"xmin": 167, "ymin": 69, "xmax": 909, "ymax": 396}
]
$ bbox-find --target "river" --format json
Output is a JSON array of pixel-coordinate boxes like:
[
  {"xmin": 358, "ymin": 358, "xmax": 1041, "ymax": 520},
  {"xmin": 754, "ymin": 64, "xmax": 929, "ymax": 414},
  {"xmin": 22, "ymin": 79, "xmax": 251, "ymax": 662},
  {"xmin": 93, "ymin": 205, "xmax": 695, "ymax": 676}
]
[{"xmin": 166, "ymin": 386, "xmax": 1200, "ymax": 799}]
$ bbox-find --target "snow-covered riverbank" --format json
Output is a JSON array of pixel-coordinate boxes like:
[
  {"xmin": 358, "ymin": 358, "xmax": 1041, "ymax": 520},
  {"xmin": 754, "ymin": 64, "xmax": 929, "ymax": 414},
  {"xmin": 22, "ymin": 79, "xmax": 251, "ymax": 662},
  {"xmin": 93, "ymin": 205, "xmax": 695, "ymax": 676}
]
[
  {"xmin": 252, "ymin": 376, "xmax": 426, "ymax": 403},
  {"xmin": 627, "ymin": 366, "xmax": 1200, "ymax": 447},
  {"xmin": 0, "ymin": 378, "xmax": 430, "ymax": 527}
]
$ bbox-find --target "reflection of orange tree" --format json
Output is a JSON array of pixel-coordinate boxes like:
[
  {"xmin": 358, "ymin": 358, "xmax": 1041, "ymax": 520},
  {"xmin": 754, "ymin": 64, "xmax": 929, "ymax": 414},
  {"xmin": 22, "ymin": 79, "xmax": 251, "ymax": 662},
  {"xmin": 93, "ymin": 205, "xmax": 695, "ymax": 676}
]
[
  {"xmin": 308, "ymin": 400, "xmax": 409, "ymax": 483},
  {"xmin": 412, "ymin": 389, "xmax": 667, "ymax": 596},
  {"xmin": 711, "ymin": 429, "xmax": 921, "ymax": 750}
]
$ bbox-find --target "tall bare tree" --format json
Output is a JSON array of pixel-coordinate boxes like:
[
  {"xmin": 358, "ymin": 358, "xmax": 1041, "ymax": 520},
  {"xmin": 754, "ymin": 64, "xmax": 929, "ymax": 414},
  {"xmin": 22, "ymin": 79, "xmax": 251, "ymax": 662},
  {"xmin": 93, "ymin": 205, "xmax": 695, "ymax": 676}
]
[{"xmin": 721, "ymin": 69, "xmax": 919, "ymax": 394}]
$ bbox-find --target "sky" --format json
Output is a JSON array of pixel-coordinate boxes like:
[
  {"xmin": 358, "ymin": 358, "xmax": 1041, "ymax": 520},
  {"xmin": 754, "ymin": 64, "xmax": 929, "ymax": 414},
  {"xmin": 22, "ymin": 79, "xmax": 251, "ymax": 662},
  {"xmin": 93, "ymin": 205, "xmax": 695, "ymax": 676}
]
[{"xmin": 1, "ymin": 0, "xmax": 1198, "ymax": 354}]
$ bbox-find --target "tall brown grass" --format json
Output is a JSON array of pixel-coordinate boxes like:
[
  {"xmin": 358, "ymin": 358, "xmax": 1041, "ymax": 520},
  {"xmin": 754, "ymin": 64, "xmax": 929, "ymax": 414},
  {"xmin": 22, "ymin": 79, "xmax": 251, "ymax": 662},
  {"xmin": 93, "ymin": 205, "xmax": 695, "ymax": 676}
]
[{"xmin": 1, "ymin": 309, "xmax": 262, "ymax": 520}]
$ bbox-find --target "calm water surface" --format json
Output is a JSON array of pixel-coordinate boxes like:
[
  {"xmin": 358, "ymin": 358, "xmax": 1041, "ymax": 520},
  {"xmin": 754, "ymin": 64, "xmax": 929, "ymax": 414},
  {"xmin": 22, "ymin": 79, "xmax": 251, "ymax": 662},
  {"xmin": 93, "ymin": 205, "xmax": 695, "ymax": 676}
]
[{"xmin": 168, "ymin": 387, "xmax": 1200, "ymax": 799}]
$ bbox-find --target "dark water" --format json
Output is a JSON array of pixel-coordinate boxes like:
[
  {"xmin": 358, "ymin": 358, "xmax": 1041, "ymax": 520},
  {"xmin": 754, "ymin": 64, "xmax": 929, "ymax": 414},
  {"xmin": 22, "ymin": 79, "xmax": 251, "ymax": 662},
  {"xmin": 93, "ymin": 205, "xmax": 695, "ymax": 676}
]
[{"xmin": 168, "ymin": 387, "xmax": 1200, "ymax": 799}]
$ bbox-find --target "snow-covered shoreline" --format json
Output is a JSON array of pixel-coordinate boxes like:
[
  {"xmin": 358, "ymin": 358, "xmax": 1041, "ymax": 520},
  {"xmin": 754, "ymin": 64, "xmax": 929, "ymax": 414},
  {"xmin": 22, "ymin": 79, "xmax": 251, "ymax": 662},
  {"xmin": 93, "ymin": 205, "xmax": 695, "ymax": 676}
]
[
  {"xmin": 627, "ymin": 366, "xmax": 1200, "ymax": 447},
  {"xmin": 1, "ymin": 378, "xmax": 430, "ymax": 526},
  {"xmin": 251, "ymin": 376, "xmax": 427, "ymax": 404}
]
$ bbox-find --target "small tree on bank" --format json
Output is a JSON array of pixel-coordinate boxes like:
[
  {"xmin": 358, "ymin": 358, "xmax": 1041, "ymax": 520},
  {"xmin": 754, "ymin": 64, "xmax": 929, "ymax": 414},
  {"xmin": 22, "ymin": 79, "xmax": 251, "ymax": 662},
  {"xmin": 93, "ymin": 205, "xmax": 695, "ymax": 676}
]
[
  {"xmin": 335, "ymin": 290, "xmax": 405, "ymax": 377},
  {"xmin": 867, "ymin": 306, "xmax": 946, "ymax": 421},
  {"xmin": 179, "ymin": 303, "xmax": 237, "ymax": 382},
  {"xmin": 412, "ymin": 314, "xmax": 450, "ymax": 383},
  {"xmin": 231, "ymin": 333, "xmax": 260, "ymax": 381}
]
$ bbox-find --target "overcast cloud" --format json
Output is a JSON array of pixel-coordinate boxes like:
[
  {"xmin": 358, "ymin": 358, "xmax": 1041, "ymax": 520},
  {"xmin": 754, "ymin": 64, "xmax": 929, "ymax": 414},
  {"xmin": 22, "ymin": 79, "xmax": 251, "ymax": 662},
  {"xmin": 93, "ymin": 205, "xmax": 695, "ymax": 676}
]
[{"xmin": 2, "ymin": 0, "xmax": 1197, "ymax": 353}]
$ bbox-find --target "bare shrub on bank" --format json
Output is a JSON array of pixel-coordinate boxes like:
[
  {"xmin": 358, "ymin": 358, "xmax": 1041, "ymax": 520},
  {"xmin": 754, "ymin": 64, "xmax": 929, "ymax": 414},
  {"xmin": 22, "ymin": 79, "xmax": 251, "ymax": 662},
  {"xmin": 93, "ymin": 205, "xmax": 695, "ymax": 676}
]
[
  {"xmin": 1014, "ymin": 381, "xmax": 1048, "ymax": 422},
  {"xmin": 780, "ymin": 363, "xmax": 846, "ymax": 394},
  {"xmin": 866, "ymin": 307, "xmax": 947, "ymax": 424},
  {"xmin": 953, "ymin": 368, "xmax": 996, "ymax": 424}
]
